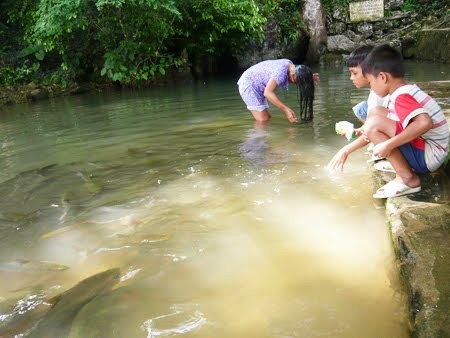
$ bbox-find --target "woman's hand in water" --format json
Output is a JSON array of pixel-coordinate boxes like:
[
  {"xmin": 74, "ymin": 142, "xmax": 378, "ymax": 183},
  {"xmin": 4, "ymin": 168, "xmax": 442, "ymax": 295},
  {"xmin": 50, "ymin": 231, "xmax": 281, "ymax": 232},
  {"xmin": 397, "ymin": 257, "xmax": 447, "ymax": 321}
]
[
  {"xmin": 313, "ymin": 73, "xmax": 320, "ymax": 84},
  {"xmin": 284, "ymin": 107, "xmax": 298, "ymax": 123}
]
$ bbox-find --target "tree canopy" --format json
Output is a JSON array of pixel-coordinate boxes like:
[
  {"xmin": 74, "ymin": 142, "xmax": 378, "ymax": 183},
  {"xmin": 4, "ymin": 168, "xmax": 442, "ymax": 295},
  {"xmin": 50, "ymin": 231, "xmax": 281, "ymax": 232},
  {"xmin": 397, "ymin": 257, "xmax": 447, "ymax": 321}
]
[
  {"xmin": 1, "ymin": 0, "xmax": 271, "ymax": 86},
  {"xmin": 1, "ymin": 0, "xmax": 445, "ymax": 87}
]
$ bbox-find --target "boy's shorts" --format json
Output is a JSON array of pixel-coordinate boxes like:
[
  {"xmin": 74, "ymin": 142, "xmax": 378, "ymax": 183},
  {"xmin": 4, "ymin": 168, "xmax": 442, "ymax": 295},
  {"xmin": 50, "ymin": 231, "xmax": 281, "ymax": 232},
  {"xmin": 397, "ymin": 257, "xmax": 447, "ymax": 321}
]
[
  {"xmin": 399, "ymin": 143, "xmax": 429, "ymax": 174},
  {"xmin": 396, "ymin": 122, "xmax": 430, "ymax": 174},
  {"xmin": 239, "ymin": 83, "xmax": 269, "ymax": 112},
  {"xmin": 352, "ymin": 101, "xmax": 368, "ymax": 121}
]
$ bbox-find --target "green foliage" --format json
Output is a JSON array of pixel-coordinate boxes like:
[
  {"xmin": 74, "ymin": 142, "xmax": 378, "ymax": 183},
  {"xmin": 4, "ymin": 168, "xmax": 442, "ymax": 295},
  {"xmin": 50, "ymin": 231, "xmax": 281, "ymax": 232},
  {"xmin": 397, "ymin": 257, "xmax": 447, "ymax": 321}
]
[
  {"xmin": 321, "ymin": 0, "xmax": 350, "ymax": 14},
  {"xmin": 100, "ymin": 42, "xmax": 177, "ymax": 83},
  {"xmin": 399, "ymin": 0, "xmax": 416, "ymax": 12},
  {"xmin": 15, "ymin": 0, "xmax": 185, "ymax": 86},
  {"xmin": 399, "ymin": 0, "xmax": 446, "ymax": 12},
  {"xmin": 0, "ymin": 61, "xmax": 40, "ymax": 85},
  {"xmin": 257, "ymin": 0, "xmax": 306, "ymax": 43},
  {"xmin": 1, "ymin": 0, "xmax": 448, "ymax": 87},
  {"xmin": 176, "ymin": 0, "xmax": 266, "ymax": 56},
  {"xmin": 92, "ymin": 0, "xmax": 183, "ymax": 85},
  {"xmin": 2, "ymin": 0, "xmax": 267, "ymax": 85},
  {"xmin": 0, "ymin": 0, "xmax": 268, "ymax": 85}
]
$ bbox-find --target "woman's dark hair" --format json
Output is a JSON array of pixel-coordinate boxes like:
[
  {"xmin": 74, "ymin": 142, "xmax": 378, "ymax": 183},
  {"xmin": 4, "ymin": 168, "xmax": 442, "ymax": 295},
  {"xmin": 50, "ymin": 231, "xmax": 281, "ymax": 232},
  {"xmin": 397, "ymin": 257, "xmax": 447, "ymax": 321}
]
[
  {"xmin": 347, "ymin": 45, "xmax": 374, "ymax": 67},
  {"xmin": 294, "ymin": 65, "xmax": 315, "ymax": 121}
]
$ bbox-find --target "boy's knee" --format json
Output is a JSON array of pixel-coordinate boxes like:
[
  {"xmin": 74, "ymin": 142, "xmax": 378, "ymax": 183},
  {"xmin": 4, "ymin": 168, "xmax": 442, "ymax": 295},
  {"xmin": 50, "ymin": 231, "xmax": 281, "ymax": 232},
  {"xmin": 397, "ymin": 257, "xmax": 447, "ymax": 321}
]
[
  {"xmin": 365, "ymin": 109, "xmax": 388, "ymax": 128},
  {"xmin": 368, "ymin": 106, "xmax": 388, "ymax": 117}
]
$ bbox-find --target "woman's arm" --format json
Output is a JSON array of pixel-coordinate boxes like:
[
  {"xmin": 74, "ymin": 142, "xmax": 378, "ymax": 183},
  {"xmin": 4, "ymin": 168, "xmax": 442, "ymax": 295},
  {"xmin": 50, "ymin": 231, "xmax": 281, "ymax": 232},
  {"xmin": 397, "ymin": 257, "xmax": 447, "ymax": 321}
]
[{"xmin": 264, "ymin": 78, "xmax": 297, "ymax": 123}]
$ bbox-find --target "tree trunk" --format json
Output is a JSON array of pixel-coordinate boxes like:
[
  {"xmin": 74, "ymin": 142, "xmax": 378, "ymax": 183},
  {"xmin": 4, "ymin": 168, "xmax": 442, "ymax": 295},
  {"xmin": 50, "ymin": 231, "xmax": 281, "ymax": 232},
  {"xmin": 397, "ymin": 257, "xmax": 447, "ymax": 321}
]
[{"xmin": 302, "ymin": 0, "xmax": 328, "ymax": 64}]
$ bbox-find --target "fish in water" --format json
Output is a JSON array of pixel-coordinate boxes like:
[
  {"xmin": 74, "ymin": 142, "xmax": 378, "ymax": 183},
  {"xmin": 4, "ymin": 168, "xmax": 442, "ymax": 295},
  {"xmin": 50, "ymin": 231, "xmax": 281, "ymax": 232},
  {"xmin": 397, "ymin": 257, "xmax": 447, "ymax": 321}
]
[{"xmin": 0, "ymin": 259, "xmax": 69, "ymax": 273}]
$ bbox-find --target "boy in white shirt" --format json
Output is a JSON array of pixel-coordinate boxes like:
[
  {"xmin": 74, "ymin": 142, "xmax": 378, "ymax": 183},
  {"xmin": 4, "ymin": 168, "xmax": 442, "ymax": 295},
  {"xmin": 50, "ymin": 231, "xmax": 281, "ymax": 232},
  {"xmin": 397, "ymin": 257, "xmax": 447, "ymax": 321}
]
[{"xmin": 328, "ymin": 45, "xmax": 387, "ymax": 171}]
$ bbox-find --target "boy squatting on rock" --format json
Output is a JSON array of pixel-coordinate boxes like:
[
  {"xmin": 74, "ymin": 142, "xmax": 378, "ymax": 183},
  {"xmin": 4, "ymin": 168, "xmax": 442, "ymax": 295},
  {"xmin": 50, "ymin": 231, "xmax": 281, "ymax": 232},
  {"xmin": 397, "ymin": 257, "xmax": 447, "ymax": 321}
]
[
  {"xmin": 348, "ymin": 45, "xmax": 387, "ymax": 124},
  {"xmin": 332, "ymin": 44, "xmax": 449, "ymax": 199},
  {"xmin": 329, "ymin": 45, "xmax": 387, "ymax": 166}
]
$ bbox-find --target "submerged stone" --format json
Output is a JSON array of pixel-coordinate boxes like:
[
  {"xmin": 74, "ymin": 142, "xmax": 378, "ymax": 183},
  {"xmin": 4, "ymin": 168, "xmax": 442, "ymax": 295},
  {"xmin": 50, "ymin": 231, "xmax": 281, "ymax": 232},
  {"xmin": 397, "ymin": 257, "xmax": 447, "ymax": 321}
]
[{"xmin": 27, "ymin": 268, "xmax": 121, "ymax": 337}]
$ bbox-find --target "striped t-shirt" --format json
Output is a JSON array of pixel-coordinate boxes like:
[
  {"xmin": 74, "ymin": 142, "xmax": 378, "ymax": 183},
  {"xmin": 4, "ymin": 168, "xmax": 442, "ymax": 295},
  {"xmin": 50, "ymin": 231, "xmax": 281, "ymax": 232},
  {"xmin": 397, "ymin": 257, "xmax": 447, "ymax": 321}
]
[{"xmin": 388, "ymin": 84, "xmax": 449, "ymax": 171}]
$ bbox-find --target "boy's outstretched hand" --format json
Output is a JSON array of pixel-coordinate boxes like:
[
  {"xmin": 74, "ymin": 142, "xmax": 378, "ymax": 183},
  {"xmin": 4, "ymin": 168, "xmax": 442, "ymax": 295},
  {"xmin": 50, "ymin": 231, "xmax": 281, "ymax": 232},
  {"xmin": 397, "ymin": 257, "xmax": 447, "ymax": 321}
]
[
  {"xmin": 353, "ymin": 127, "xmax": 368, "ymax": 140},
  {"xmin": 327, "ymin": 148, "xmax": 349, "ymax": 172}
]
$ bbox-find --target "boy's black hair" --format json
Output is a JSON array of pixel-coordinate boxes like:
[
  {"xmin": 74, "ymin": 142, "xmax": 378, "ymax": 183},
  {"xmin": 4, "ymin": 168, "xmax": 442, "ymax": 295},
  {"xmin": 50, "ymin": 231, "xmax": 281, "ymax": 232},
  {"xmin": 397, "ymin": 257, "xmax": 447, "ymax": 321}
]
[
  {"xmin": 294, "ymin": 65, "xmax": 315, "ymax": 121},
  {"xmin": 347, "ymin": 45, "xmax": 374, "ymax": 67},
  {"xmin": 361, "ymin": 44, "xmax": 405, "ymax": 78}
]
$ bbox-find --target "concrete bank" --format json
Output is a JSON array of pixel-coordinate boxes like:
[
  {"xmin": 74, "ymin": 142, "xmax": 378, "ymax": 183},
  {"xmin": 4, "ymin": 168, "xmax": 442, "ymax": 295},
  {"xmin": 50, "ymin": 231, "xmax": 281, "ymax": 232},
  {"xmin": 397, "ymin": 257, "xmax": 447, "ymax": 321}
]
[{"xmin": 376, "ymin": 81, "xmax": 449, "ymax": 337}]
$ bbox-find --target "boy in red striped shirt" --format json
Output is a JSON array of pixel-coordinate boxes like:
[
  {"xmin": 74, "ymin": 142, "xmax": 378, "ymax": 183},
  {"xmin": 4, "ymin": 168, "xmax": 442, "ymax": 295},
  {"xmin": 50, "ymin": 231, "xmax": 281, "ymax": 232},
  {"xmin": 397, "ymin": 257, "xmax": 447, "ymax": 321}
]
[{"xmin": 360, "ymin": 44, "xmax": 449, "ymax": 198}]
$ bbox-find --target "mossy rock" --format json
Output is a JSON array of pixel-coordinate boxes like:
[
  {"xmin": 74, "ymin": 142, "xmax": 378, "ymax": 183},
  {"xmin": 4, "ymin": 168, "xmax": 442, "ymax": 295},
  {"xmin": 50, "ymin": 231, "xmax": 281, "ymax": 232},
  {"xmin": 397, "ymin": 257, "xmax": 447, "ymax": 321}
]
[
  {"xmin": 415, "ymin": 81, "xmax": 450, "ymax": 99},
  {"xmin": 403, "ymin": 28, "xmax": 450, "ymax": 63},
  {"xmin": 387, "ymin": 198, "xmax": 450, "ymax": 338}
]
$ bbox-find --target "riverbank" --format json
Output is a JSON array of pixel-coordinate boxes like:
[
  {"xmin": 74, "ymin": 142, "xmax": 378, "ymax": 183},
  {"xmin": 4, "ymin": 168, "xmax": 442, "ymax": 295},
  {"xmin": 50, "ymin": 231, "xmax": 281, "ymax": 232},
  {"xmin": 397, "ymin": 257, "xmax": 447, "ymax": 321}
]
[
  {"xmin": 0, "ymin": 82, "xmax": 100, "ymax": 106},
  {"xmin": 373, "ymin": 81, "xmax": 449, "ymax": 337},
  {"xmin": 0, "ymin": 70, "xmax": 193, "ymax": 107}
]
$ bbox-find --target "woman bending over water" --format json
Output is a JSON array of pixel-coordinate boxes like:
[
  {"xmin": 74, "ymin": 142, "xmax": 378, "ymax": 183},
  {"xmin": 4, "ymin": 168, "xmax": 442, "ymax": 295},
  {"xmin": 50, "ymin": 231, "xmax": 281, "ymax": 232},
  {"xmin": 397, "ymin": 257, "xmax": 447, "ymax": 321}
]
[{"xmin": 238, "ymin": 59, "xmax": 318, "ymax": 123}]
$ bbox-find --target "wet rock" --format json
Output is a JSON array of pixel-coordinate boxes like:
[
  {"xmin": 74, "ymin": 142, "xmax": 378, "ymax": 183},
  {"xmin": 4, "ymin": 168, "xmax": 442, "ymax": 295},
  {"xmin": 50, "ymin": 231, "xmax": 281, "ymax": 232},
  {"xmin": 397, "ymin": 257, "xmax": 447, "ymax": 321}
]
[
  {"xmin": 385, "ymin": 197, "xmax": 450, "ymax": 338},
  {"xmin": 69, "ymin": 83, "xmax": 93, "ymax": 95},
  {"xmin": 0, "ymin": 292, "xmax": 56, "ymax": 338},
  {"xmin": 415, "ymin": 81, "xmax": 450, "ymax": 100},
  {"xmin": 385, "ymin": 0, "xmax": 404, "ymax": 10},
  {"xmin": 27, "ymin": 268, "xmax": 121, "ymax": 337},
  {"xmin": 303, "ymin": 0, "xmax": 328, "ymax": 63},
  {"xmin": 26, "ymin": 82, "xmax": 39, "ymax": 90},
  {"xmin": 323, "ymin": 6, "xmax": 448, "ymax": 64},
  {"xmin": 327, "ymin": 35, "xmax": 356, "ymax": 54},
  {"xmin": 356, "ymin": 22, "xmax": 373, "ymax": 38},
  {"xmin": 67, "ymin": 286, "xmax": 150, "ymax": 338},
  {"xmin": 27, "ymin": 88, "xmax": 49, "ymax": 101},
  {"xmin": 402, "ymin": 29, "xmax": 450, "ymax": 63},
  {"xmin": 234, "ymin": 19, "xmax": 310, "ymax": 71}
]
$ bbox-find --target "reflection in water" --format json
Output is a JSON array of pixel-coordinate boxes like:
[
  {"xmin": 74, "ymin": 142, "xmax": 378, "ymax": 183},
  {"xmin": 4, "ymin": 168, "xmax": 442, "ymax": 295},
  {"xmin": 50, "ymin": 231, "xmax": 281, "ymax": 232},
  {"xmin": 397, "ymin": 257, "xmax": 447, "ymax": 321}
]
[
  {"xmin": 1, "ymin": 62, "xmax": 445, "ymax": 336},
  {"xmin": 239, "ymin": 123, "xmax": 271, "ymax": 169}
]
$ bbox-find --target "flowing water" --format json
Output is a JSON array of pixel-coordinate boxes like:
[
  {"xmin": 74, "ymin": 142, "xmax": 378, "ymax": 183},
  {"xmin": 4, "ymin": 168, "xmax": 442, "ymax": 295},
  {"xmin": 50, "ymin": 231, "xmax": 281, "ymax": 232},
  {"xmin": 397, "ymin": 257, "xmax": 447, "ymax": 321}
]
[{"xmin": 0, "ymin": 62, "xmax": 448, "ymax": 337}]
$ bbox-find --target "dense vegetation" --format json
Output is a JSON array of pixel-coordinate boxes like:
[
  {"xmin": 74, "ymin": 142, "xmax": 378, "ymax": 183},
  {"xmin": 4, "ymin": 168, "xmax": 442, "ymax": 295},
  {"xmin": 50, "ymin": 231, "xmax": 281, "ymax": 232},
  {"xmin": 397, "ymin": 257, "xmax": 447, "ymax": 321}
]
[
  {"xmin": 0, "ymin": 0, "xmax": 446, "ymax": 88},
  {"xmin": 0, "ymin": 0, "xmax": 305, "ymax": 87}
]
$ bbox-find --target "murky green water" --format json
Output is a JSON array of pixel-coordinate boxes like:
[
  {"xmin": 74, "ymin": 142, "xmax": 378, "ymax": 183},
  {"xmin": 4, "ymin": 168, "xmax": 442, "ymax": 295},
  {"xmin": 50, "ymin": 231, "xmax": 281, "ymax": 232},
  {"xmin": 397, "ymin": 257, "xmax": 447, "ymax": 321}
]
[{"xmin": 0, "ymin": 61, "xmax": 448, "ymax": 337}]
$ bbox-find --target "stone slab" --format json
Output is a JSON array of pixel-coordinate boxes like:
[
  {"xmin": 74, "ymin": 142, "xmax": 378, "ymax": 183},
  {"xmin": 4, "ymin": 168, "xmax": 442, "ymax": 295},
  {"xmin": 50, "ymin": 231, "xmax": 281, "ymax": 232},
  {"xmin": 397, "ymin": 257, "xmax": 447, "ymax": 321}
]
[{"xmin": 349, "ymin": 0, "xmax": 384, "ymax": 22}]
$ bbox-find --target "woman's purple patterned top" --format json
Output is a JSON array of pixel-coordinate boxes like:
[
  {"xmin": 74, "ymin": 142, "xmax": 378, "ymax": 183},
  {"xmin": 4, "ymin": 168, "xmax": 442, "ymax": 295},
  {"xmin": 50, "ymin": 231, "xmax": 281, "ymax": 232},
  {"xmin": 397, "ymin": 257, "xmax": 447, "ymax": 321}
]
[{"xmin": 237, "ymin": 59, "xmax": 292, "ymax": 93}]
